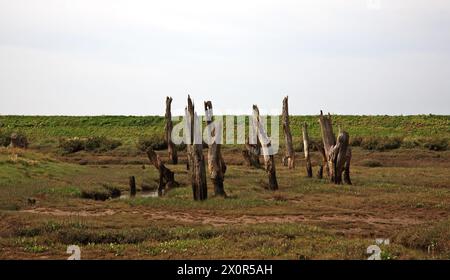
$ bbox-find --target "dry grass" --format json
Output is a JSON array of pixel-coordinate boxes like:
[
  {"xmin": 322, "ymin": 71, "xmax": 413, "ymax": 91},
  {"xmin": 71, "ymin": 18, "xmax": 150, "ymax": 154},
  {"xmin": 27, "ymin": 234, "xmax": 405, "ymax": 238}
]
[{"xmin": 0, "ymin": 145, "xmax": 449, "ymax": 259}]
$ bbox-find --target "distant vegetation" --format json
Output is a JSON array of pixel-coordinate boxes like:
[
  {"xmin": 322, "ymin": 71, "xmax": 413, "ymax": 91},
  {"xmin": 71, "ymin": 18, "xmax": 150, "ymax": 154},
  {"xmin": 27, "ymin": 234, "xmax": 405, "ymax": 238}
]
[
  {"xmin": 0, "ymin": 115, "xmax": 448, "ymax": 152},
  {"xmin": 59, "ymin": 136, "xmax": 122, "ymax": 154}
]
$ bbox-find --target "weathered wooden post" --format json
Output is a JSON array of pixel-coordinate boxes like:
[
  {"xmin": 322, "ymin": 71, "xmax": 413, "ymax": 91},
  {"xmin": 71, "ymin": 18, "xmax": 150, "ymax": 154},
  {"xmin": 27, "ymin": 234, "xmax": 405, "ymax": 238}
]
[
  {"xmin": 10, "ymin": 133, "xmax": 28, "ymax": 149},
  {"xmin": 187, "ymin": 96, "xmax": 208, "ymax": 200},
  {"xmin": 252, "ymin": 105, "xmax": 278, "ymax": 190},
  {"xmin": 204, "ymin": 101, "xmax": 227, "ymax": 197},
  {"xmin": 282, "ymin": 96, "xmax": 295, "ymax": 169},
  {"xmin": 344, "ymin": 145, "xmax": 352, "ymax": 185},
  {"xmin": 302, "ymin": 122, "xmax": 313, "ymax": 177},
  {"xmin": 146, "ymin": 148, "xmax": 178, "ymax": 196},
  {"xmin": 315, "ymin": 142, "xmax": 328, "ymax": 179},
  {"xmin": 129, "ymin": 176, "xmax": 136, "ymax": 197},
  {"xmin": 318, "ymin": 111, "xmax": 352, "ymax": 185},
  {"xmin": 165, "ymin": 96, "xmax": 178, "ymax": 164}
]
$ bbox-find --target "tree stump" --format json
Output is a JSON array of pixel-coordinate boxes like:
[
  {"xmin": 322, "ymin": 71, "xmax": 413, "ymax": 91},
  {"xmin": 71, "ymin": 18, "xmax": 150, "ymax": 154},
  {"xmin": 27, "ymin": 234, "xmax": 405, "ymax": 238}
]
[
  {"xmin": 10, "ymin": 133, "xmax": 28, "ymax": 149},
  {"xmin": 252, "ymin": 105, "xmax": 278, "ymax": 190},
  {"xmin": 165, "ymin": 96, "xmax": 178, "ymax": 164},
  {"xmin": 187, "ymin": 96, "xmax": 208, "ymax": 200},
  {"xmin": 318, "ymin": 111, "xmax": 352, "ymax": 185},
  {"xmin": 302, "ymin": 122, "xmax": 313, "ymax": 177},
  {"xmin": 242, "ymin": 140, "xmax": 261, "ymax": 168},
  {"xmin": 315, "ymin": 142, "xmax": 329, "ymax": 179},
  {"xmin": 146, "ymin": 148, "xmax": 178, "ymax": 196},
  {"xmin": 344, "ymin": 148, "xmax": 352, "ymax": 185},
  {"xmin": 282, "ymin": 96, "xmax": 295, "ymax": 169},
  {"xmin": 204, "ymin": 101, "xmax": 227, "ymax": 197},
  {"xmin": 129, "ymin": 176, "xmax": 136, "ymax": 197}
]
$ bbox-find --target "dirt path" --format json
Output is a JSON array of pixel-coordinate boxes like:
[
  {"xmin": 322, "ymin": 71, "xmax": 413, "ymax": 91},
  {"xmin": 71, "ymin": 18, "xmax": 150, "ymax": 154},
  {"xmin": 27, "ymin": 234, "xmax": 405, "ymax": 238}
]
[{"xmin": 21, "ymin": 207, "xmax": 423, "ymax": 230}]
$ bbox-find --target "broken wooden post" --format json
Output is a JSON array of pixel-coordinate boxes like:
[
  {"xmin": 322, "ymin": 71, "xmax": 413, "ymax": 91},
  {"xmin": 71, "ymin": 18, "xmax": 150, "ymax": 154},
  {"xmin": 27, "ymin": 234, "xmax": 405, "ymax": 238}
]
[
  {"xmin": 318, "ymin": 111, "xmax": 352, "ymax": 184},
  {"xmin": 129, "ymin": 176, "xmax": 136, "ymax": 197},
  {"xmin": 344, "ymin": 147, "xmax": 352, "ymax": 185},
  {"xmin": 146, "ymin": 148, "xmax": 178, "ymax": 196},
  {"xmin": 10, "ymin": 133, "xmax": 28, "ymax": 149},
  {"xmin": 302, "ymin": 122, "xmax": 312, "ymax": 177},
  {"xmin": 242, "ymin": 138, "xmax": 261, "ymax": 168},
  {"xmin": 315, "ymin": 142, "xmax": 329, "ymax": 179},
  {"xmin": 252, "ymin": 105, "xmax": 278, "ymax": 190},
  {"xmin": 187, "ymin": 96, "xmax": 208, "ymax": 200},
  {"xmin": 204, "ymin": 101, "xmax": 227, "ymax": 197},
  {"xmin": 165, "ymin": 96, "xmax": 178, "ymax": 164},
  {"xmin": 282, "ymin": 96, "xmax": 295, "ymax": 169}
]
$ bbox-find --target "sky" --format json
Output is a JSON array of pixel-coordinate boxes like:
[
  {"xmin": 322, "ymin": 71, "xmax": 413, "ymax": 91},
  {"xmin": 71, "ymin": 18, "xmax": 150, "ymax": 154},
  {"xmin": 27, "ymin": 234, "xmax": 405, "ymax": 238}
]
[{"xmin": 0, "ymin": 0, "xmax": 449, "ymax": 116}]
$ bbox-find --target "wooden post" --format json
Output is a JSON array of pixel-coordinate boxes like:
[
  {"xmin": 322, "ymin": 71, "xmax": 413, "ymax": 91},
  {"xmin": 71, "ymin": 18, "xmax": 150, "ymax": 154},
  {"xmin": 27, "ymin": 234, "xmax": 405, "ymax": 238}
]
[
  {"xmin": 146, "ymin": 148, "xmax": 178, "ymax": 196},
  {"xmin": 344, "ymin": 148, "xmax": 352, "ymax": 185},
  {"xmin": 204, "ymin": 101, "xmax": 227, "ymax": 197},
  {"xmin": 165, "ymin": 97, "xmax": 178, "ymax": 164},
  {"xmin": 242, "ymin": 140, "xmax": 261, "ymax": 168},
  {"xmin": 317, "ymin": 165, "xmax": 324, "ymax": 179},
  {"xmin": 318, "ymin": 111, "xmax": 352, "ymax": 184},
  {"xmin": 315, "ymin": 142, "xmax": 329, "ymax": 179},
  {"xmin": 129, "ymin": 176, "xmax": 136, "ymax": 197},
  {"xmin": 187, "ymin": 96, "xmax": 208, "ymax": 200},
  {"xmin": 302, "ymin": 122, "xmax": 312, "ymax": 177},
  {"xmin": 253, "ymin": 105, "xmax": 278, "ymax": 190},
  {"xmin": 282, "ymin": 96, "xmax": 295, "ymax": 169}
]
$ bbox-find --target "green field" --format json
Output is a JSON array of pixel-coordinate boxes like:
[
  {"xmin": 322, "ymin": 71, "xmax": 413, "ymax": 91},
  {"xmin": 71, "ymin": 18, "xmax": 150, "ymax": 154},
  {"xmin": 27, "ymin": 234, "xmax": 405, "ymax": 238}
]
[{"xmin": 0, "ymin": 115, "xmax": 449, "ymax": 259}]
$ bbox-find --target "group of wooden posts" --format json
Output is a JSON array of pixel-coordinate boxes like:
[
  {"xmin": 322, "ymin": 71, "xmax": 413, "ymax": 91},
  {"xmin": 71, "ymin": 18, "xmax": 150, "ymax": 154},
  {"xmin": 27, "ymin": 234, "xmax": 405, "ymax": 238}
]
[{"xmin": 142, "ymin": 96, "xmax": 352, "ymax": 201}]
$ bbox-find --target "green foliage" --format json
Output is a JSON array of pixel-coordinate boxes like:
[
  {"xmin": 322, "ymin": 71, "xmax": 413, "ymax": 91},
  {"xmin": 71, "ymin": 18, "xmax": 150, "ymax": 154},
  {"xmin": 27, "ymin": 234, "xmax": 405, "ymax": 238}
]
[
  {"xmin": 0, "ymin": 130, "xmax": 11, "ymax": 147},
  {"xmin": 0, "ymin": 115, "xmax": 448, "ymax": 152},
  {"xmin": 394, "ymin": 219, "xmax": 450, "ymax": 254},
  {"xmin": 10, "ymin": 132, "xmax": 29, "ymax": 148},
  {"xmin": 402, "ymin": 137, "xmax": 422, "ymax": 149},
  {"xmin": 59, "ymin": 138, "xmax": 85, "ymax": 154},
  {"xmin": 361, "ymin": 137, "xmax": 402, "ymax": 151},
  {"xmin": 137, "ymin": 134, "xmax": 167, "ymax": 151},
  {"xmin": 423, "ymin": 138, "xmax": 448, "ymax": 151},
  {"xmin": 59, "ymin": 137, "xmax": 121, "ymax": 154},
  {"xmin": 80, "ymin": 184, "xmax": 121, "ymax": 201},
  {"xmin": 84, "ymin": 136, "xmax": 121, "ymax": 152},
  {"xmin": 350, "ymin": 136, "xmax": 363, "ymax": 147}
]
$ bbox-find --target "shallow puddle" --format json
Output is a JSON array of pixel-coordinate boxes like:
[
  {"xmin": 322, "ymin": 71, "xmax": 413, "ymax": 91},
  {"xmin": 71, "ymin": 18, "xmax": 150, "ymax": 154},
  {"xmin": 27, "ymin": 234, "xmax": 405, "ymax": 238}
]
[{"xmin": 120, "ymin": 191, "xmax": 159, "ymax": 199}]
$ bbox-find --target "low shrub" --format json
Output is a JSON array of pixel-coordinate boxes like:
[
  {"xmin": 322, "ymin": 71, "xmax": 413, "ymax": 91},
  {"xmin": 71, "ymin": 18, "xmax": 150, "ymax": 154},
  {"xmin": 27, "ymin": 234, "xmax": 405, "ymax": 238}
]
[
  {"xmin": 423, "ymin": 138, "xmax": 448, "ymax": 151},
  {"xmin": 80, "ymin": 184, "xmax": 121, "ymax": 201},
  {"xmin": 361, "ymin": 137, "xmax": 402, "ymax": 151},
  {"xmin": 137, "ymin": 135, "xmax": 167, "ymax": 152},
  {"xmin": 394, "ymin": 219, "xmax": 450, "ymax": 254},
  {"xmin": 59, "ymin": 137, "xmax": 122, "ymax": 154},
  {"xmin": 401, "ymin": 137, "xmax": 422, "ymax": 149},
  {"xmin": 350, "ymin": 136, "xmax": 363, "ymax": 147},
  {"xmin": 10, "ymin": 132, "xmax": 29, "ymax": 148},
  {"xmin": 84, "ymin": 136, "xmax": 121, "ymax": 152},
  {"xmin": 0, "ymin": 130, "xmax": 11, "ymax": 147},
  {"xmin": 59, "ymin": 138, "xmax": 85, "ymax": 154}
]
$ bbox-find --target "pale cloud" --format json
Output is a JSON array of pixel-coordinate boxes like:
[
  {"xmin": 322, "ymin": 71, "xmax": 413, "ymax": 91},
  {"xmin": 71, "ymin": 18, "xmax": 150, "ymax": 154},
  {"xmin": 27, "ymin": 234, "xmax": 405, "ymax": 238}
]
[{"xmin": 0, "ymin": 0, "xmax": 449, "ymax": 115}]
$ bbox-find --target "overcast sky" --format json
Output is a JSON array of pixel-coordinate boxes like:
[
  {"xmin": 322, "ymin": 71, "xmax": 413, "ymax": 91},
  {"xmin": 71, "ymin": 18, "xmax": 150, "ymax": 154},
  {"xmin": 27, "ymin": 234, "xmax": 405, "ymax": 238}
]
[{"xmin": 0, "ymin": 0, "xmax": 449, "ymax": 116}]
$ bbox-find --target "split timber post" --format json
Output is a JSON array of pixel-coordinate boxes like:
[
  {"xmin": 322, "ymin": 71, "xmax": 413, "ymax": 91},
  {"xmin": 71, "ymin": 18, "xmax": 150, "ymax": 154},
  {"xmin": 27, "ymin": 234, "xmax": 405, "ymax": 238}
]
[
  {"xmin": 302, "ymin": 122, "xmax": 313, "ymax": 177},
  {"xmin": 187, "ymin": 96, "xmax": 208, "ymax": 200},
  {"xmin": 165, "ymin": 96, "xmax": 178, "ymax": 164},
  {"xmin": 146, "ymin": 148, "xmax": 178, "ymax": 196},
  {"xmin": 204, "ymin": 101, "xmax": 227, "ymax": 197},
  {"xmin": 129, "ymin": 176, "xmax": 136, "ymax": 197},
  {"xmin": 318, "ymin": 111, "xmax": 352, "ymax": 184},
  {"xmin": 282, "ymin": 96, "xmax": 295, "ymax": 169},
  {"xmin": 252, "ymin": 105, "xmax": 278, "ymax": 190},
  {"xmin": 242, "ymin": 140, "xmax": 261, "ymax": 168}
]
